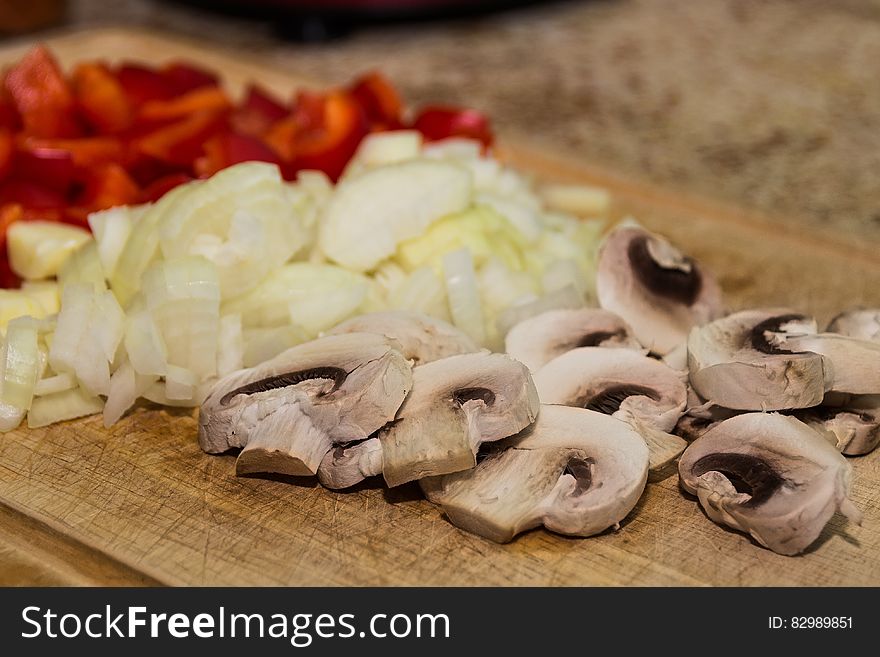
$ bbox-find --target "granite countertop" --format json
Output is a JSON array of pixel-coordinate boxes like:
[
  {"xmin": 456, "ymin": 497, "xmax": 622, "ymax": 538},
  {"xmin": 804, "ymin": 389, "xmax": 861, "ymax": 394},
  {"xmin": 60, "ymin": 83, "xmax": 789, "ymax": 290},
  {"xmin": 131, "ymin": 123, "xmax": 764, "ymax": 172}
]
[{"xmin": 62, "ymin": 0, "xmax": 880, "ymax": 244}]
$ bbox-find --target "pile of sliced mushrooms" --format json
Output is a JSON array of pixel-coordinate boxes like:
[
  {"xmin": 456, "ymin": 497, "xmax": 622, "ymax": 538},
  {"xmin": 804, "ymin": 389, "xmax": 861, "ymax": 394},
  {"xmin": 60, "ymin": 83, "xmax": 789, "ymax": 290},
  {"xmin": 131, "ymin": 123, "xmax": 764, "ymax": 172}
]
[{"xmin": 199, "ymin": 223, "xmax": 878, "ymax": 556}]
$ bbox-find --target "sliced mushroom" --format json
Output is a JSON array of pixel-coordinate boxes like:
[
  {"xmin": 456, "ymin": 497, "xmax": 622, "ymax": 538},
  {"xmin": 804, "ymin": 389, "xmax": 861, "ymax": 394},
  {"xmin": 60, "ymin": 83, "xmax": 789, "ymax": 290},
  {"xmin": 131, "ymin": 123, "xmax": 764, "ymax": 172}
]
[
  {"xmin": 596, "ymin": 224, "xmax": 723, "ymax": 355},
  {"xmin": 198, "ymin": 332, "xmax": 412, "ymax": 477},
  {"xmin": 421, "ymin": 405, "xmax": 649, "ymax": 543},
  {"xmin": 688, "ymin": 309, "xmax": 827, "ymax": 410},
  {"xmin": 533, "ymin": 347, "xmax": 687, "ymax": 477},
  {"xmin": 773, "ymin": 332, "xmax": 880, "ymax": 395},
  {"xmin": 327, "ymin": 310, "xmax": 478, "ymax": 364},
  {"xmin": 317, "ymin": 437, "xmax": 383, "ymax": 489},
  {"xmin": 679, "ymin": 413, "xmax": 862, "ymax": 555},
  {"xmin": 827, "ymin": 308, "xmax": 880, "ymax": 342},
  {"xmin": 379, "ymin": 352, "xmax": 539, "ymax": 487},
  {"xmin": 504, "ymin": 308, "xmax": 642, "ymax": 372},
  {"xmin": 798, "ymin": 396, "xmax": 880, "ymax": 456}
]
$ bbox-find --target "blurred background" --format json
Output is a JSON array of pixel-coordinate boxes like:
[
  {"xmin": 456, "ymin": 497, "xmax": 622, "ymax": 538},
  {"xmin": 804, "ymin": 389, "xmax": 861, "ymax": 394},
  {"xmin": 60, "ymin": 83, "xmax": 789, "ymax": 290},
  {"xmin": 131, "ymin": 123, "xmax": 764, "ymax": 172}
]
[{"xmin": 3, "ymin": 0, "xmax": 879, "ymax": 243}]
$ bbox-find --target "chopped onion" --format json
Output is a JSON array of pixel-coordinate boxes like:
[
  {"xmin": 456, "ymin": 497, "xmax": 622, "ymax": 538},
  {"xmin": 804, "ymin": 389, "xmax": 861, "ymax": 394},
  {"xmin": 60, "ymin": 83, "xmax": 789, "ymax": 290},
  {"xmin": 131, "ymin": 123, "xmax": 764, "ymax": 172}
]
[
  {"xmin": 142, "ymin": 380, "xmax": 209, "ymax": 407},
  {"xmin": 217, "ymin": 313, "xmax": 244, "ymax": 376},
  {"xmin": 103, "ymin": 358, "xmax": 156, "ymax": 427},
  {"xmin": 20, "ymin": 281, "xmax": 60, "ymax": 315},
  {"xmin": 34, "ymin": 372, "xmax": 77, "ymax": 397},
  {"xmin": 443, "ymin": 248, "xmax": 485, "ymax": 345},
  {"xmin": 58, "ymin": 241, "xmax": 106, "ymax": 293},
  {"xmin": 88, "ymin": 205, "xmax": 136, "ymax": 278},
  {"xmin": 388, "ymin": 266, "xmax": 450, "ymax": 322},
  {"xmin": 242, "ymin": 325, "xmax": 309, "ymax": 368},
  {"xmin": 539, "ymin": 183, "xmax": 611, "ymax": 217},
  {"xmin": 165, "ymin": 364, "xmax": 198, "ymax": 401},
  {"xmin": 124, "ymin": 301, "xmax": 168, "ymax": 377},
  {"xmin": 0, "ymin": 289, "xmax": 48, "ymax": 334},
  {"xmin": 142, "ymin": 256, "xmax": 220, "ymax": 379},
  {"xmin": 0, "ymin": 400, "xmax": 25, "ymax": 432},
  {"xmin": 496, "ymin": 284, "xmax": 585, "ymax": 338},
  {"xmin": 27, "ymin": 386, "xmax": 104, "ymax": 429},
  {"xmin": 0, "ymin": 316, "xmax": 42, "ymax": 410}
]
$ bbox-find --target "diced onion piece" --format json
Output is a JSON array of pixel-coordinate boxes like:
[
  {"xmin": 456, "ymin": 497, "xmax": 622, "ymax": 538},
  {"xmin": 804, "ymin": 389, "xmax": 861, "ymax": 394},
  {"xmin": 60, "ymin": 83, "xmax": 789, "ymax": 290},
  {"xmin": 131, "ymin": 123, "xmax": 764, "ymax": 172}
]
[
  {"xmin": 165, "ymin": 364, "xmax": 198, "ymax": 401},
  {"xmin": 388, "ymin": 266, "xmax": 449, "ymax": 322},
  {"xmin": 58, "ymin": 241, "xmax": 106, "ymax": 292},
  {"xmin": 539, "ymin": 183, "xmax": 611, "ymax": 217},
  {"xmin": 20, "ymin": 281, "xmax": 60, "ymax": 315},
  {"xmin": 475, "ymin": 192, "xmax": 543, "ymax": 241},
  {"xmin": 0, "ymin": 400, "xmax": 25, "ymax": 432},
  {"xmin": 142, "ymin": 380, "xmax": 209, "ymax": 407},
  {"xmin": 0, "ymin": 316, "xmax": 41, "ymax": 409},
  {"xmin": 0, "ymin": 290, "xmax": 48, "ymax": 335},
  {"xmin": 89, "ymin": 206, "xmax": 136, "ymax": 278},
  {"xmin": 542, "ymin": 258, "xmax": 588, "ymax": 301},
  {"xmin": 344, "ymin": 130, "xmax": 422, "ymax": 178},
  {"xmin": 478, "ymin": 258, "xmax": 539, "ymax": 316},
  {"xmin": 124, "ymin": 301, "xmax": 168, "ymax": 377},
  {"xmin": 27, "ymin": 386, "xmax": 104, "ymax": 429},
  {"xmin": 6, "ymin": 220, "xmax": 91, "ymax": 281},
  {"xmin": 217, "ymin": 313, "xmax": 244, "ymax": 376},
  {"xmin": 443, "ymin": 248, "xmax": 486, "ymax": 345},
  {"xmin": 34, "ymin": 371, "xmax": 77, "ymax": 397},
  {"xmin": 223, "ymin": 263, "xmax": 369, "ymax": 334},
  {"xmin": 49, "ymin": 284, "xmax": 123, "ymax": 396},
  {"xmin": 319, "ymin": 160, "xmax": 472, "ymax": 272},
  {"xmin": 242, "ymin": 325, "xmax": 309, "ymax": 368},
  {"xmin": 156, "ymin": 162, "xmax": 304, "ymax": 298},
  {"xmin": 111, "ymin": 182, "xmax": 193, "ymax": 306},
  {"xmin": 103, "ymin": 359, "xmax": 156, "ymax": 427},
  {"xmin": 142, "ymin": 256, "xmax": 220, "ymax": 379}
]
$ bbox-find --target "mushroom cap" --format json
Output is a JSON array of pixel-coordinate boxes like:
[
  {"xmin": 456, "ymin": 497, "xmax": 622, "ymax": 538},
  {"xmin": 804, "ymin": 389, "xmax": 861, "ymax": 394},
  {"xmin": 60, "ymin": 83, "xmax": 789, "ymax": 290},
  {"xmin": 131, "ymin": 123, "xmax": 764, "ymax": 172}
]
[
  {"xmin": 198, "ymin": 332, "xmax": 412, "ymax": 476},
  {"xmin": 779, "ymin": 332, "xmax": 880, "ymax": 396},
  {"xmin": 327, "ymin": 309, "xmax": 478, "ymax": 365},
  {"xmin": 596, "ymin": 225, "xmax": 723, "ymax": 355},
  {"xmin": 679, "ymin": 413, "xmax": 861, "ymax": 555},
  {"xmin": 827, "ymin": 308, "xmax": 880, "ymax": 341},
  {"xmin": 379, "ymin": 352, "xmax": 540, "ymax": 487},
  {"xmin": 504, "ymin": 307, "xmax": 642, "ymax": 372},
  {"xmin": 534, "ymin": 347, "xmax": 687, "ymax": 433},
  {"xmin": 317, "ymin": 437, "xmax": 384, "ymax": 489},
  {"xmin": 421, "ymin": 405, "xmax": 649, "ymax": 543},
  {"xmin": 687, "ymin": 308, "xmax": 828, "ymax": 411}
]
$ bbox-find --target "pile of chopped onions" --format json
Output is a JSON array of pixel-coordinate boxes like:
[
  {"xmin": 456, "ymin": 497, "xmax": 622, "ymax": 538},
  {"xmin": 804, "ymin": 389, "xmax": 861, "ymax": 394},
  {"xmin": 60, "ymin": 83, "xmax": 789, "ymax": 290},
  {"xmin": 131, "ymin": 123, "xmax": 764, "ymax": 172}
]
[{"xmin": 0, "ymin": 131, "xmax": 609, "ymax": 430}]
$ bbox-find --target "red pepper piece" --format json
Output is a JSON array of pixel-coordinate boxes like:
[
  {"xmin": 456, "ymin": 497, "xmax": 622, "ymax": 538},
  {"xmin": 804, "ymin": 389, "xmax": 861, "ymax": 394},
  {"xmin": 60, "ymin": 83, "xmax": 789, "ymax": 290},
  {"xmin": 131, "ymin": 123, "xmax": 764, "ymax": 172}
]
[
  {"xmin": 68, "ymin": 163, "xmax": 139, "ymax": 224},
  {"xmin": 412, "ymin": 106, "xmax": 493, "ymax": 148},
  {"xmin": 292, "ymin": 91, "xmax": 369, "ymax": 181},
  {"xmin": 138, "ymin": 86, "xmax": 232, "ymax": 124},
  {"xmin": 140, "ymin": 172, "xmax": 192, "ymax": 203},
  {"xmin": 0, "ymin": 255, "xmax": 19, "ymax": 288},
  {"xmin": 162, "ymin": 62, "xmax": 220, "ymax": 96},
  {"xmin": 0, "ymin": 128, "xmax": 13, "ymax": 182},
  {"xmin": 13, "ymin": 147, "xmax": 76, "ymax": 194},
  {"xmin": 20, "ymin": 136, "xmax": 123, "ymax": 169},
  {"xmin": 116, "ymin": 64, "xmax": 173, "ymax": 106},
  {"xmin": 0, "ymin": 179, "xmax": 67, "ymax": 211},
  {"xmin": 232, "ymin": 84, "xmax": 289, "ymax": 137},
  {"xmin": 4, "ymin": 46, "xmax": 80, "ymax": 138},
  {"xmin": 195, "ymin": 131, "xmax": 283, "ymax": 178},
  {"xmin": 0, "ymin": 84, "xmax": 20, "ymax": 132},
  {"xmin": 72, "ymin": 62, "xmax": 132, "ymax": 134},
  {"xmin": 350, "ymin": 72, "xmax": 403, "ymax": 127},
  {"xmin": 133, "ymin": 111, "xmax": 227, "ymax": 168}
]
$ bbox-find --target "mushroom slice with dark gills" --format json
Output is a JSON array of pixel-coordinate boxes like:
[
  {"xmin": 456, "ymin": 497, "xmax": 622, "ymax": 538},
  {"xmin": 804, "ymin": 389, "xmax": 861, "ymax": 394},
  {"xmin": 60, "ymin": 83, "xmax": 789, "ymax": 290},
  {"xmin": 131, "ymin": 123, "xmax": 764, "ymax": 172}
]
[
  {"xmin": 533, "ymin": 347, "xmax": 688, "ymax": 478},
  {"xmin": 420, "ymin": 405, "xmax": 649, "ymax": 543},
  {"xmin": 327, "ymin": 310, "xmax": 478, "ymax": 365},
  {"xmin": 679, "ymin": 413, "xmax": 862, "ymax": 556},
  {"xmin": 504, "ymin": 308, "xmax": 642, "ymax": 372},
  {"xmin": 827, "ymin": 308, "xmax": 880, "ymax": 342},
  {"xmin": 379, "ymin": 352, "xmax": 539, "ymax": 487},
  {"xmin": 596, "ymin": 224, "xmax": 723, "ymax": 356},
  {"xmin": 797, "ymin": 395, "xmax": 880, "ymax": 456},
  {"xmin": 198, "ymin": 332, "xmax": 412, "ymax": 477},
  {"xmin": 316, "ymin": 352, "xmax": 540, "ymax": 490},
  {"xmin": 689, "ymin": 308, "xmax": 880, "ymax": 410}
]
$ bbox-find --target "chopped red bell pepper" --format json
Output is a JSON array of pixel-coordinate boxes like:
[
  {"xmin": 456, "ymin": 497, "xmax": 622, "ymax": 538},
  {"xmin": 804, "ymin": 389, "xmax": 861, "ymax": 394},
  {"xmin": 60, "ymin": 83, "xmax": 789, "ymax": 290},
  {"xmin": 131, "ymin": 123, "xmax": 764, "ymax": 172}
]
[
  {"xmin": 350, "ymin": 71, "xmax": 403, "ymax": 127},
  {"xmin": 19, "ymin": 136, "xmax": 123, "ymax": 169},
  {"xmin": 195, "ymin": 131, "xmax": 283, "ymax": 178},
  {"xmin": 412, "ymin": 106, "xmax": 493, "ymax": 148},
  {"xmin": 0, "ymin": 128, "xmax": 13, "ymax": 182},
  {"xmin": 116, "ymin": 64, "xmax": 172, "ymax": 105},
  {"xmin": 138, "ymin": 86, "xmax": 232, "ymax": 124},
  {"xmin": 0, "ymin": 85, "xmax": 20, "ymax": 132},
  {"xmin": 66, "ymin": 163, "xmax": 139, "ymax": 226},
  {"xmin": 232, "ymin": 85, "xmax": 289, "ymax": 137},
  {"xmin": 3, "ymin": 46, "xmax": 80, "ymax": 139},
  {"xmin": 162, "ymin": 62, "xmax": 219, "ymax": 96},
  {"xmin": 292, "ymin": 91, "xmax": 369, "ymax": 180},
  {"xmin": 72, "ymin": 62, "xmax": 132, "ymax": 134},
  {"xmin": 13, "ymin": 147, "xmax": 76, "ymax": 194},
  {"xmin": 132, "ymin": 111, "xmax": 227, "ymax": 168},
  {"xmin": 0, "ymin": 179, "xmax": 67, "ymax": 211}
]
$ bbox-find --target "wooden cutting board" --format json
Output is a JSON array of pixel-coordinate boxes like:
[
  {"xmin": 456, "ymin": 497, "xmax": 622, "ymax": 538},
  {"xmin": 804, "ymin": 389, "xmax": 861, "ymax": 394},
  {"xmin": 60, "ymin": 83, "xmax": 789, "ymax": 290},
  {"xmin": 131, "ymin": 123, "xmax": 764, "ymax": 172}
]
[{"xmin": 1, "ymin": 28, "xmax": 879, "ymax": 586}]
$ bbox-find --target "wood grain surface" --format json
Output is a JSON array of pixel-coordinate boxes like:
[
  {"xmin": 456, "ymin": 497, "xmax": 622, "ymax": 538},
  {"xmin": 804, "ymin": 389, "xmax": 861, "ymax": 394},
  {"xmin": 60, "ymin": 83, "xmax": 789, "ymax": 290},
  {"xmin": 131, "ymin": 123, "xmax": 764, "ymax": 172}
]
[{"xmin": 0, "ymin": 29, "xmax": 878, "ymax": 586}]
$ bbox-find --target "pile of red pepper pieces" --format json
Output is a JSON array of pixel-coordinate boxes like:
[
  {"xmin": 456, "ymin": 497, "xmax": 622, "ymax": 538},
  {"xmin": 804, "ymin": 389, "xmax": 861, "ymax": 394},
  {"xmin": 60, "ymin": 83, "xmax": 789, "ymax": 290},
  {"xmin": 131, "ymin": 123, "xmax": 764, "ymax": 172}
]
[{"xmin": 0, "ymin": 45, "xmax": 493, "ymax": 287}]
